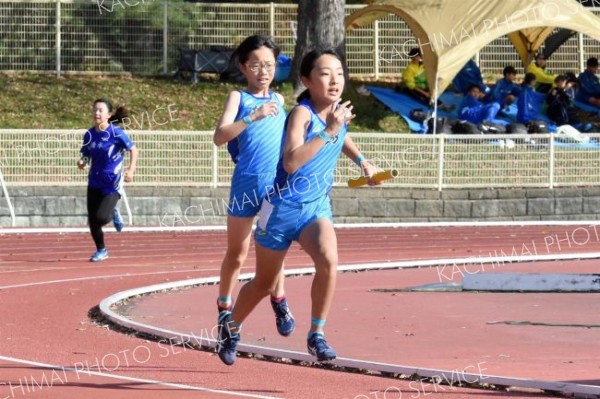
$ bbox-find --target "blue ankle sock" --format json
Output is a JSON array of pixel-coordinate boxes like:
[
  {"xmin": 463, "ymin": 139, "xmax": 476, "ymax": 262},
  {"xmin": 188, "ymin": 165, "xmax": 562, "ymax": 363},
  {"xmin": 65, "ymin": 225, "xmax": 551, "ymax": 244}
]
[
  {"xmin": 217, "ymin": 296, "xmax": 232, "ymax": 310},
  {"xmin": 311, "ymin": 317, "xmax": 326, "ymax": 327}
]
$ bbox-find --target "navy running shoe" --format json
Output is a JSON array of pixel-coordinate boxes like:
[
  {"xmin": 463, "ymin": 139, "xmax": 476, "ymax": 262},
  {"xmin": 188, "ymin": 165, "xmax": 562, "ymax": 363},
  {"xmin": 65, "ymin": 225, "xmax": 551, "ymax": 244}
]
[
  {"xmin": 113, "ymin": 208, "xmax": 124, "ymax": 232},
  {"xmin": 271, "ymin": 297, "xmax": 295, "ymax": 337},
  {"xmin": 307, "ymin": 332, "xmax": 336, "ymax": 362},
  {"xmin": 216, "ymin": 312, "xmax": 240, "ymax": 366}
]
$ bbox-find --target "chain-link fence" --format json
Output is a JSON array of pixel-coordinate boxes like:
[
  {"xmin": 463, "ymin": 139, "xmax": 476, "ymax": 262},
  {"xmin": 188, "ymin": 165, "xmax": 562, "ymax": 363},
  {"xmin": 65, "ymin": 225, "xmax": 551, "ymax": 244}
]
[
  {"xmin": 1, "ymin": 130, "xmax": 600, "ymax": 189},
  {"xmin": 2, "ymin": 1, "xmax": 600, "ymax": 78}
]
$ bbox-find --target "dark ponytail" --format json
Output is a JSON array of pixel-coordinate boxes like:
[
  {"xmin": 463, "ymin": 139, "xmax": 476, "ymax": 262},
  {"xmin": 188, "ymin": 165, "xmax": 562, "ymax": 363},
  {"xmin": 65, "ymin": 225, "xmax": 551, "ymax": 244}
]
[
  {"xmin": 296, "ymin": 48, "xmax": 345, "ymax": 103},
  {"xmin": 297, "ymin": 89, "xmax": 311, "ymax": 102},
  {"xmin": 109, "ymin": 105, "xmax": 129, "ymax": 125}
]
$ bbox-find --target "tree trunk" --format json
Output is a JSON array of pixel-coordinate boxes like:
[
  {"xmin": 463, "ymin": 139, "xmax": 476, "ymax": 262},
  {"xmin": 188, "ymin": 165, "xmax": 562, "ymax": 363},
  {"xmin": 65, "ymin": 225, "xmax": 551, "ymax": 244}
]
[{"xmin": 292, "ymin": 0, "xmax": 346, "ymax": 93}]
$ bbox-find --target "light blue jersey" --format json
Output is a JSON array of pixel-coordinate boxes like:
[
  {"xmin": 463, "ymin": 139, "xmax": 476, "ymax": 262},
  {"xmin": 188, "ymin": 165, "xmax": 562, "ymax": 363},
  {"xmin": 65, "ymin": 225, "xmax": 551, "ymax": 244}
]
[
  {"xmin": 228, "ymin": 90, "xmax": 286, "ymax": 173},
  {"xmin": 256, "ymin": 98, "xmax": 348, "ymax": 250},
  {"xmin": 271, "ymin": 99, "xmax": 347, "ymax": 204},
  {"xmin": 227, "ymin": 90, "xmax": 286, "ymax": 217}
]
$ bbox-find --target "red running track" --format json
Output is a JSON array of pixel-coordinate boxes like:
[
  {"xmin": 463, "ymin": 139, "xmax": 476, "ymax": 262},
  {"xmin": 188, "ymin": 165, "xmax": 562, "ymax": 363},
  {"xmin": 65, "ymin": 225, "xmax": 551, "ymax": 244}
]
[{"xmin": 1, "ymin": 226, "xmax": 599, "ymax": 399}]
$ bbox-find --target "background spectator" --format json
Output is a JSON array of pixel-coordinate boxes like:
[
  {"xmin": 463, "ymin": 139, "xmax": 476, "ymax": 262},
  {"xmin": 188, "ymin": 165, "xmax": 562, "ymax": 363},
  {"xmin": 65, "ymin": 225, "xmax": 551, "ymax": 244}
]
[
  {"xmin": 576, "ymin": 57, "xmax": 600, "ymax": 107},
  {"xmin": 459, "ymin": 84, "xmax": 501, "ymax": 124},
  {"xmin": 546, "ymin": 75, "xmax": 579, "ymax": 126},
  {"xmin": 492, "ymin": 66, "xmax": 521, "ymax": 108},
  {"xmin": 517, "ymin": 72, "xmax": 546, "ymax": 124},
  {"xmin": 397, "ymin": 48, "xmax": 453, "ymax": 111},
  {"xmin": 526, "ymin": 54, "xmax": 556, "ymax": 94}
]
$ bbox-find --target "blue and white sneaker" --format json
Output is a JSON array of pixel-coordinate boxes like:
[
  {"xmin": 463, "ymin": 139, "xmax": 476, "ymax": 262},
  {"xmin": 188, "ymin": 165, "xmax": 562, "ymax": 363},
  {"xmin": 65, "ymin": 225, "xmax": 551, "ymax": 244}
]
[
  {"xmin": 307, "ymin": 332, "xmax": 336, "ymax": 362},
  {"xmin": 271, "ymin": 297, "xmax": 295, "ymax": 337},
  {"xmin": 113, "ymin": 208, "xmax": 124, "ymax": 232},
  {"xmin": 90, "ymin": 248, "xmax": 109, "ymax": 262},
  {"xmin": 216, "ymin": 311, "xmax": 240, "ymax": 366}
]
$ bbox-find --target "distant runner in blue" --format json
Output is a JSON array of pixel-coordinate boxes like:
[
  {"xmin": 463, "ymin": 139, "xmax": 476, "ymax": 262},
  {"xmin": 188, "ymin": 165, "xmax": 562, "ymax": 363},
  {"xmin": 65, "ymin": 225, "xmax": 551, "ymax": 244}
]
[
  {"xmin": 212, "ymin": 35, "xmax": 295, "ymax": 338},
  {"xmin": 217, "ymin": 48, "xmax": 380, "ymax": 366},
  {"xmin": 78, "ymin": 99, "xmax": 138, "ymax": 262}
]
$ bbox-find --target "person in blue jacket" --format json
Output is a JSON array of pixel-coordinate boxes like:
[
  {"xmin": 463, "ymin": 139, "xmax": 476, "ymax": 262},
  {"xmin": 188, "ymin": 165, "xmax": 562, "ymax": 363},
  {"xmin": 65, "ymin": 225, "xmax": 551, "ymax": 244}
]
[
  {"xmin": 576, "ymin": 57, "xmax": 600, "ymax": 107},
  {"xmin": 452, "ymin": 59, "xmax": 488, "ymax": 95},
  {"xmin": 458, "ymin": 85, "xmax": 501, "ymax": 124},
  {"xmin": 492, "ymin": 66, "xmax": 522, "ymax": 108},
  {"xmin": 78, "ymin": 99, "xmax": 138, "ymax": 262},
  {"xmin": 517, "ymin": 73, "xmax": 546, "ymax": 124}
]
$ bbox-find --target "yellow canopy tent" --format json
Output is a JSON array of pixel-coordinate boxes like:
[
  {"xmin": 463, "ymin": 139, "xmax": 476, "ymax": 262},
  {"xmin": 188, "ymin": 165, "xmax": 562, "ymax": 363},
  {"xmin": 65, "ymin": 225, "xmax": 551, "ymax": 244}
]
[
  {"xmin": 507, "ymin": 27, "xmax": 568, "ymax": 67},
  {"xmin": 346, "ymin": 0, "xmax": 600, "ymax": 95}
]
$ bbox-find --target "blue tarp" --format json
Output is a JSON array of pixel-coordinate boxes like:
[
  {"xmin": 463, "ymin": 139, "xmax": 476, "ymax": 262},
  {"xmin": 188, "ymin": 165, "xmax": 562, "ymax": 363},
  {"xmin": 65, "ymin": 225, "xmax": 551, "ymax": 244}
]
[
  {"xmin": 574, "ymin": 100, "xmax": 600, "ymax": 116},
  {"xmin": 366, "ymin": 85, "xmax": 558, "ymax": 132}
]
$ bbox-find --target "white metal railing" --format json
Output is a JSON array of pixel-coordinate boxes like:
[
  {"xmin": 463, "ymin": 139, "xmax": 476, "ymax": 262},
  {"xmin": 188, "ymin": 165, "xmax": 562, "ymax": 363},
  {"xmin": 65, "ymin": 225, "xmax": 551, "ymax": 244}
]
[
  {"xmin": 0, "ymin": 168, "xmax": 16, "ymax": 226},
  {"xmin": 1, "ymin": 1, "xmax": 599, "ymax": 78},
  {"xmin": 1, "ymin": 130, "xmax": 600, "ymax": 191}
]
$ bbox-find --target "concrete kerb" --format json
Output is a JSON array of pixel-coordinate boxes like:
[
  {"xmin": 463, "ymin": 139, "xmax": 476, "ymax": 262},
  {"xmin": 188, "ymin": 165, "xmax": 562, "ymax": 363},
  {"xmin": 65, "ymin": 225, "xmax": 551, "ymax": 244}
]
[{"xmin": 98, "ymin": 254, "xmax": 600, "ymax": 398}]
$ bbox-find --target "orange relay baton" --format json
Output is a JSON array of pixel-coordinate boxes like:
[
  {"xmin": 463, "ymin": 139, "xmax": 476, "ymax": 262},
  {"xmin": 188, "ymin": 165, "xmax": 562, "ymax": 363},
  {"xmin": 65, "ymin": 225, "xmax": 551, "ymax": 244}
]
[{"xmin": 347, "ymin": 169, "xmax": 399, "ymax": 188}]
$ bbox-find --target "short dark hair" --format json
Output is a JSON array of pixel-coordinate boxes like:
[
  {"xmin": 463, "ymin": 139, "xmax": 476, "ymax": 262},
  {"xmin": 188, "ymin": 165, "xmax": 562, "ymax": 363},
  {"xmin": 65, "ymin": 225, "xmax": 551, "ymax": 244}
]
[
  {"xmin": 587, "ymin": 57, "xmax": 599, "ymax": 68},
  {"xmin": 232, "ymin": 35, "xmax": 280, "ymax": 65},
  {"xmin": 565, "ymin": 71, "xmax": 578, "ymax": 84},
  {"xmin": 407, "ymin": 48, "xmax": 421, "ymax": 58},
  {"xmin": 467, "ymin": 84, "xmax": 482, "ymax": 93},
  {"xmin": 503, "ymin": 66, "xmax": 517, "ymax": 76},
  {"xmin": 554, "ymin": 75, "xmax": 567, "ymax": 84},
  {"xmin": 523, "ymin": 72, "xmax": 536, "ymax": 86}
]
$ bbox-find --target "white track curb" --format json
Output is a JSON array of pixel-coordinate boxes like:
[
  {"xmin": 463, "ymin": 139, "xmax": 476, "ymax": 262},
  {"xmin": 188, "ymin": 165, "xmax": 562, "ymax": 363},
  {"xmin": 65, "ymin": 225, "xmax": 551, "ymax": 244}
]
[{"xmin": 99, "ymin": 254, "xmax": 600, "ymax": 398}]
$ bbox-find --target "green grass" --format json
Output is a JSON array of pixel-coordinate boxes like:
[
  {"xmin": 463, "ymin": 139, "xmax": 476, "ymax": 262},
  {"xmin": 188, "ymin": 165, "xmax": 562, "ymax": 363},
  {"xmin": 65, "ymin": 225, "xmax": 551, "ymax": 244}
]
[{"xmin": 0, "ymin": 73, "xmax": 409, "ymax": 133}]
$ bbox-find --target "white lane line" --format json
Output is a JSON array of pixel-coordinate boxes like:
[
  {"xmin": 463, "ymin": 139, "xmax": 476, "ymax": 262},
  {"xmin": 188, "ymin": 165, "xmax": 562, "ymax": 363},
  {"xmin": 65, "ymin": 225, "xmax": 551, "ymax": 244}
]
[
  {"xmin": 98, "ymin": 253, "xmax": 600, "ymax": 398},
  {"xmin": 0, "ymin": 354, "xmax": 282, "ymax": 399},
  {"xmin": 4, "ymin": 248, "xmax": 600, "ymax": 291},
  {"xmin": 1, "ymin": 220, "xmax": 599, "ymax": 235},
  {"xmin": 0, "ymin": 265, "xmax": 223, "ymax": 274},
  {"xmin": 0, "ymin": 226, "xmax": 227, "ymax": 234},
  {"xmin": 0, "ymin": 267, "xmax": 69, "ymax": 274},
  {"xmin": 0, "ymin": 269, "xmax": 204, "ymax": 290}
]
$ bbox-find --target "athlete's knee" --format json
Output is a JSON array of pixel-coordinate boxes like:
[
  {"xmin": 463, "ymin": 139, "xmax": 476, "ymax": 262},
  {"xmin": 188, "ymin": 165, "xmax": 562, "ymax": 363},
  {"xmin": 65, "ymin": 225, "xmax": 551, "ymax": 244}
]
[
  {"xmin": 89, "ymin": 211, "xmax": 111, "ymax": 226},
  {"xmin": 314, "ymin": 251, "xmax": 338, "ymax": 274},
  {"xmin": 97, "ymin": 213, "xmax": 112, "ymax": 226},
  {"xmin": 223, "ymin": 249, "xmax": 248, "ymax": 268},
  {"xmin": 88, "ymin": 214, "xmax": 103, "ymax": 227}
]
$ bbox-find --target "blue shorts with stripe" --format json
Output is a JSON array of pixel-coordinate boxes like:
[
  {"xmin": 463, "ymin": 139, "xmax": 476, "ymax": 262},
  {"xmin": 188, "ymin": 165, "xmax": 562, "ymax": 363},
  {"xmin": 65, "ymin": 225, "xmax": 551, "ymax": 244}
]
[
  {"xmin": 254, "ymin": 195, "xmax": 333, "ymax": 251},
  {"xmin": 228, "ymin": 170, "xmax": 276, "ymax": 218}
]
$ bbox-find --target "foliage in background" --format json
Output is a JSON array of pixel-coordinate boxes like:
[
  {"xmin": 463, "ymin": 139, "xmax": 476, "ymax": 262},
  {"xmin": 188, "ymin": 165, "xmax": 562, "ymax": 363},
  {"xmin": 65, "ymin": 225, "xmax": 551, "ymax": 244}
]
[
  {"xmin": 0, "ymin": 2, "xmax": 56, "ymax": 71},
  {"xmin": 0, "ymin": 1, "xmax": 205, "ymax": 74}
]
